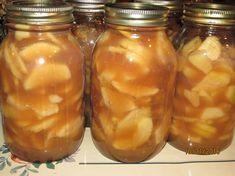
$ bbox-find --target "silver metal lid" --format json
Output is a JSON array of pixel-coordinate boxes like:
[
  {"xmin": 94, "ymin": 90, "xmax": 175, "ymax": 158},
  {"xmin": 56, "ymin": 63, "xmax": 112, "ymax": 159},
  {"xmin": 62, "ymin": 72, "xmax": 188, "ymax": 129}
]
[
  {"xmin": 105, "ymin": 3, "xmax": 169, "ymax": 27},
  {"xmin": 6, "ymin": 0, "xmax": 74, "ymax": 25},
  {"xmin": 67, "ymin": 0, "xmax": 113, "ymax": 13}
]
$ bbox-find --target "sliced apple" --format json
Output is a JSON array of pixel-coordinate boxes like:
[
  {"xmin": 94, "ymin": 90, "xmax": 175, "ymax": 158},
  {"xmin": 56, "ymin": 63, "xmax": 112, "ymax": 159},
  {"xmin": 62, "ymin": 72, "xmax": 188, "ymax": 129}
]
[
  {"xmin": 112, "ymin": 108, "xmax": 153, "ymax": 150},
  {"xmin": 201, "ymin": 107, "xmax": 224, "ymax": 120},
  {"xmin": 192, "ymin": 71, "xmax": 231, "ymax": 92},
  {"xmin": 180, "ymin": 36, "xmax": 202, "ymax": 57},
  {"xmin": 112, "ymin": 81, "xmax": 159, "ymax": 98},
  {"xmin": 27, "ymin": 117, "xmax": 57, "ymax": 133},
  {"xmin": 48, "ymin": 94, "xmax": 63, "ymax": 104},
  {"xmin": 19, "ymin": 42, "xmax": 60, "ymax": 62},
  {"xmin": 10, "ymin": 44, "xmax": 28, "ymax": 74},
  {"xmin": 4, "ymin": 42, "xmax": 23, "ymax": 79},
  {"xmin": 108, "ymin": 45, "xmax": 150, "ymax": 74},
  {"xmin": 182, "ymin": 65, "xmax": 199, "ymax": 80},
  {"xmin": 7, "ymin": 95, "xmax": 26, "ymax": 111},
  {"xmin": 198, "ymin": 90, "xmax": 213, "ymax": 103},
  {"xmin": 24, "ymin": 64, "xmax": 71, "ymax": 90},
  {"xmin": 101, "ymin": 87, "xmax": 136, "ymax": 114},
  {"xmin": 184, "ymin": 89, "xmax": 200, "ymax": 107},
  {"xmin": 15, "ymin": 31, "xmax": 31, "ymax": 41},
  {"xmin": 226, "ymin": 85, "xmax": 235, "ymax": 104},
  {"xmin": 192, "ymin": 122, "xmax": 217, "ymax": 138},
  {"xmin": 188, "ymin": 50, "xmax": 212, "ymax": 74},
  {"xmin": 55, "ymin": 116, "xmax": 83, "ymax": 138},
  {"xmin": 7, "ymin": 94, "xmax": 59, "ymax": 118},
  {"xmin": 198, "ymin": 36, "xmax": 221, "ymax": 61}
]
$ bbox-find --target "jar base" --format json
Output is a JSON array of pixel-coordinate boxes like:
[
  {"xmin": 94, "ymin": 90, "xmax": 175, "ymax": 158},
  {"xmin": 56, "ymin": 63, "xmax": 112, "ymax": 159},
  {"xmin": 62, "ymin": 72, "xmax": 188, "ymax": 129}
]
[
  {"xmin": 92, "ymin": 134, "xmax": 165, "ymax": 163},
  {"xmin": 7, "ymin": 131, "xmax": 85, "ymax": 163},
  {"xmin": 169, "ymin": 136, "xmax": 232, "ymax": 155}
]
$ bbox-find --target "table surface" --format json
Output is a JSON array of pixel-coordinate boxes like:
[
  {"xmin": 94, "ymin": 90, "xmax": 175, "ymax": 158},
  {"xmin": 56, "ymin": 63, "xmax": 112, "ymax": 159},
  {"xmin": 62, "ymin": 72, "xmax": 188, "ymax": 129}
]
[{"xmin": 0, "ymin": 125, "xmax": 235, "ymax": 176}]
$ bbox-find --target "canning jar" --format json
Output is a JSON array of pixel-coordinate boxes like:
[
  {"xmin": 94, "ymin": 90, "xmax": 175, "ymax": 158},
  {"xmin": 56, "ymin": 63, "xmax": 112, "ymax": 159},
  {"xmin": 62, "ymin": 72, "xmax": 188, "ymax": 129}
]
[
  {"xmin": 0, "ymin": 1, "xmax": 85, "ymax": 162},
  {"xmin": 135, "ymin": 0, "xmax": 182, "ymax": 41},
  {"xmin": 69, "ymin": 0, "xmax": 111, "ymax": 126},
  {"xmin": 91, "ymin": 3, "xmax": 177, "ymax": 162},
  {"xmin": 170, "ymin": 3, "xmax": 235, "ymax": 154}
]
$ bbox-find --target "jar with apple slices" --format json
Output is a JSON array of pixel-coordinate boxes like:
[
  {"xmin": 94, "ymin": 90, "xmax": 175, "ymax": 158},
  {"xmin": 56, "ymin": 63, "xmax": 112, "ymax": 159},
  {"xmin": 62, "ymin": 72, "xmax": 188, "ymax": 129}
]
[
  {"xmin": 91, "ymin": 3, "xmax": 177, "ymax": 162},
  {"xmin": 0, "ymin": 1, "xmax": 85, "ymax": 162},
  {"xmin": 170, "ymin": 3, "xmax": 235, "ymax": 154}
]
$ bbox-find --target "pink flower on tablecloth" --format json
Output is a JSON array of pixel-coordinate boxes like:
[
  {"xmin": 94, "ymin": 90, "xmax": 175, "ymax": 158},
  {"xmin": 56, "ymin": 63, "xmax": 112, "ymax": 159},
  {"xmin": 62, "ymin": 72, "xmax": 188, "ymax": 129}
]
[{"xmin": 10, "ymin": 154, "xmax": 30, "ymax": 165}]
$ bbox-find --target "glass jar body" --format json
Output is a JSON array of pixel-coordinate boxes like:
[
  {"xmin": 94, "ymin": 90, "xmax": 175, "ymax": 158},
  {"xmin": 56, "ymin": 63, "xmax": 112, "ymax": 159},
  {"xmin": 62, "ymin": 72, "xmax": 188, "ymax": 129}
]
[
  {"xmin": 72, "ymin": 11, "xmax": 105, "ymax": 125},
  {"xmin": 0, "ymin": 24, "xmax": 85, "ymax": 162},
  {"xmin": 91, "ymin": 24, "xmax": 177, "ymax": 162},
  {"xmin": 170, "ymin": 23, "xmax": 235, "ymax": 154}
]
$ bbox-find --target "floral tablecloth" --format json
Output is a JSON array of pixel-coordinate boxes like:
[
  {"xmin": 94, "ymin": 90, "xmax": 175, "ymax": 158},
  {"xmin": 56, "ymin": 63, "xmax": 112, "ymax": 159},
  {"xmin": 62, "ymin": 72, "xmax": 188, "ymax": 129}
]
[{"xmin": 0, "ymin": 126, "xmax": 235, "ymax": 176}]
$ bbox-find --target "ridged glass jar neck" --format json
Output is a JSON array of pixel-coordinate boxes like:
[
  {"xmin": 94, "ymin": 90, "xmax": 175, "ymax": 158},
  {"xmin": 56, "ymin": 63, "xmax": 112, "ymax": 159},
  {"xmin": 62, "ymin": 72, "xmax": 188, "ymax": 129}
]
[
  {"xmin": 107, "ymin": 23, "xmax": 166, "ymax": 32},
  {"xmin": 73, "ymin": 11, "xmax": 105, "ymax": 25},
  {"xmin": 6, "ymin": 23, "xmax": 72, "ymax": 33}
]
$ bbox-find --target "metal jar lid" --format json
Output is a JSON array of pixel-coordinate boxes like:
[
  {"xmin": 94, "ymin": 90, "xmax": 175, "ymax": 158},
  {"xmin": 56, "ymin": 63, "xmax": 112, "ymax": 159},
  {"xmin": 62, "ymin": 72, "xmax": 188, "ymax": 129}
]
[
  {"xmin": 183, "ymin": 3, "xmax": 235, "ymax": 26},
  {"xmin": 105, "ymin": 3, "xmax": 169, "ymax": 27},
  {"xmin": 135, "ymin": 0, "xmax": 182, "ymax": 15},
  {"xmin": 67, "ymin": 0, "xmax": 113, "ymax": 13},
  {"xmin": 6, "ymin": 0, "xmax": 74, "ymax": 25}
]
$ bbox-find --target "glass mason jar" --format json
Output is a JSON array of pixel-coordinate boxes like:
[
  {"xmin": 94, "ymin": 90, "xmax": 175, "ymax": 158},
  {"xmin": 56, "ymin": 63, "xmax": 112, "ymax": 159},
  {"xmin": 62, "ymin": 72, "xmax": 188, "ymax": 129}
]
[
  {"xmin": 91, "ymin": 3, "xmax": 177, "ymax": 162},
  {"xmin": 68, "ymin": 0, "xmax": 111, "ymax": 126},
  {"xmin": 0, "ymin": 1, "xmax": 85, "ymax": 162},
  {"xmin": 170, "ymin": 3, "xmax": 235, "ymax": 155},
  {"xmin": 135, "ymin": 0, "xmax": 182, "ymax": 41}
]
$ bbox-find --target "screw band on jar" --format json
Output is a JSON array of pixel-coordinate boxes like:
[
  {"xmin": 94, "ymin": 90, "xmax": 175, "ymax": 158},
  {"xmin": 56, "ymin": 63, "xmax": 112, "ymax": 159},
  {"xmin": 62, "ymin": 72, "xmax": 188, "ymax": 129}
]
[
  {"xmin": 183, "ymin": 3, "xmax": 235, "ymax": 26},
  {"xmin": 105, "ymin": 2, "xmax": 169, "ymax": 27},
  {"xmin": 6, "ymin": 0, "xmax": 74, "ymax": 25}
]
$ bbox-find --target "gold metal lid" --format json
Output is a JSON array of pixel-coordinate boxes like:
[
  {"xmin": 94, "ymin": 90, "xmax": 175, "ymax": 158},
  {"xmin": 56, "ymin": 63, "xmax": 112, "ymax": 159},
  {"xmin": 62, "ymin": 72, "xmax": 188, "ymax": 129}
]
[
  {"xmin": 135, "ymin": 0, "xmax": 182, "ymax": 14},
  {"xmin": 183, "ymin": 3, "xmax": 235, "ymax": 26},
  {"xmin": 105, "ymin": 3, "xmax": 169, "ymax": 27},
  {"xmin": 6, "ymin": 0, "xmax": 74, "ymax": 25},
  {"xmin": 67, "ymin": 0, "xmax": 113, "ymax": 13}
]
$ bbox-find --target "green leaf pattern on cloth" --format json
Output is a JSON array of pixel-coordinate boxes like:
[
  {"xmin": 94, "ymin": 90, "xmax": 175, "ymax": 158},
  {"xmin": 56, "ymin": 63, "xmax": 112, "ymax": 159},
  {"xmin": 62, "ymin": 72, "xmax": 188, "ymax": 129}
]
[{"xmin": 0, "ymin": 144, "xmax": 79, "ymax": 175}]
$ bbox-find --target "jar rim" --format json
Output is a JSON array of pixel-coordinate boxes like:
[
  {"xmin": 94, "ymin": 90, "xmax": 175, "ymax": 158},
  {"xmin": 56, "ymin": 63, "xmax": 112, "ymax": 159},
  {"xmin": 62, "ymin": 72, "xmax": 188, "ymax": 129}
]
[
  {"xmin": 6, "ymin": 0, "xmax": 74, "ymax": 25},
  {"xmin": 183, "ymin": 3, "xmax": 235, "ymax": 26},
  {"xmin": 105, "ymin": 2, "xmax": 169, "ymax": 27}
]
